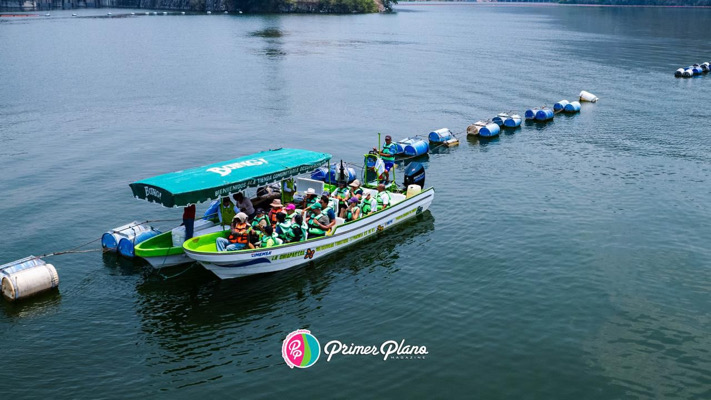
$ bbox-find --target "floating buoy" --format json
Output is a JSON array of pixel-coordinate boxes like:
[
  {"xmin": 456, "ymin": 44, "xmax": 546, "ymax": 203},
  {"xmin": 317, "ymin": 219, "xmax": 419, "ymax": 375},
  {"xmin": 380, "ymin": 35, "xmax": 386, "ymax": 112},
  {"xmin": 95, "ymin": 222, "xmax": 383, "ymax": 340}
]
[
  {"xmin": 525, "ymin": 108, "xmax": 539, "ymax": 120},
  {"xmin": 207, "ymin": 11, "xmax": 211, "ymax": 14},
  {"xmin": 535, "ymin": 109, "xmax": 554, "ymax": 121},
  {"xmin": 45, "ymin": 13, "xmax": 50, "ymax": 16},
  {"xmin": 479, "ymin": 123, "xmax": 500, "ymax": 138},
  {"xmin": 579, "ymin": 90, "xmax": 598, "ymax": 103},
  {"xmin": 553, "ymin": 100, "xmax": 569, "ymax": 113},
  {"xmin": 117, "ymin": 230, "xmax": 161, "ymax": 258},
  {"xmin": 675, "ymin": 68, "xmax": 684, "ymax": 77},
  {"xmin": 403, "ymin": 139, "xmax": 429, "ymax": 157},
  {"xmin": 181, "ymin": 11, "xmax": 186, "ymax": 14},
  {"xmin": 1, "ymin": 257, "xmax": 59, "ymax": 302},
  {"xmin": 564, "ymin": 101, "xmax": 581, "ymax": 113},
  {"xmin": 239, "ymin": 10, "xmax": 243, "ymax": 14},
  {"xmin": 101, "ymin": 222, "xmax": 153, "ymax": 252},
  {"xmin": 153, "ymin": 12, "xmax": 158, "ymax": 15},
  {"xmin": 701, "ymin": 63, "xmax": 709, "ymax": 73},
  {"xmin": 492, "ymin": 113, "xmax": 508, "ymax": 127},
  {"xmin": 72, "ymin": 13, "xmax": 77, "ymax": 16},
  {"xmin": 503, "ymin": 114, "xmax": 522, "ymax": 128},
  {"xmin": 145, "ymin": 12, "xmax": 149, "ymax": 15},
  {"xmin": 428, "ymin": 128, "xmax": 453, "ymax": 143},
  {"xmin": 683, "ymin": 68, "xmax": 693, "ymax": 78},
  {"xmin": 131, "ymin": 12, "xmax": 135, "ymax": 15},
  {"xmin": 224, "ymin": 11, "xmax": 228, "ymax": 13},
  {"xmin": 107, "ymin": 12, "xmax": 112, "ymax": 16},
  {"xmin": 466, "ymin": 121, "xmax": 487, "ymax": 136},
  {"xmin": 692, "ymin": 67, "xmax": 702, "ymax": 75}
]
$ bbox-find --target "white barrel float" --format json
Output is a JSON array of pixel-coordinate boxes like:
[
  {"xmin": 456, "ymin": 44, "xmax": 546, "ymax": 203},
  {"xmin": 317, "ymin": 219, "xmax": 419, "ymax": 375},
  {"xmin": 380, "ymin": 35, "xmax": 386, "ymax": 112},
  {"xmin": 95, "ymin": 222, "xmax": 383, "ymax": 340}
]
[
  {"xmin": 675, "ymin": 68, "xmax": 684, "ymax": 77},
  {"xmin": 101, "ymin": 221, "xmax": 152, "ymax": 252},
  {"xmin": 479, "ymin": 123, "xmax": 501, "ymax": 137},
  {"xmin": 395, "ymin": 138, "xmax": 416, "ymax": 155},
  {"xmin": 406, "ymin": 184, "xmax": 422, "ymax": 199},
  {"xmin": 525, "ymin": 108, "xmax": 539, "ymax": 120},
  {"xmin": 579, "ymin": 90, "xmax": 598, "ymax": 103},
  {"xmin": 1, "ymin": 256, "xmax": 59, "ymax": 301},
  {"xmin": 683, "ymin": 68, "xmax": 693, "ymax": 78},
  {"xmin": 564, "ymin": 101, "xmax": 581, "ymax": 113},
  {"xmin": 535, "ymin": 109, "xmax": 554, "ymax": 121},
  {"xmin": 428, "ymin": 128, "xmax": 453, "ymax": 143},
  {"xmin": 503, "ymin": 114, "xmax": 522, "ymax": 128},
  {"xmin": 553, "ymin": 100, "xmax": 569, "ymax": 112},
  {"xmin": 467, "ymin": 121, "xmax": 487, "ymax": 136}
]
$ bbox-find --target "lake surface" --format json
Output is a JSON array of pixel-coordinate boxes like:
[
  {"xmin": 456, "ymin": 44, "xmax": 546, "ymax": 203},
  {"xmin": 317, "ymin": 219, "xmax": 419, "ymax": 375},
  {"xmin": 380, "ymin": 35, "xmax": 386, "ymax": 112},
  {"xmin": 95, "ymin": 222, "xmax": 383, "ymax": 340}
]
[{"xmin": 1, "ymin": 3, "xmax": 711, "ymax": 399}]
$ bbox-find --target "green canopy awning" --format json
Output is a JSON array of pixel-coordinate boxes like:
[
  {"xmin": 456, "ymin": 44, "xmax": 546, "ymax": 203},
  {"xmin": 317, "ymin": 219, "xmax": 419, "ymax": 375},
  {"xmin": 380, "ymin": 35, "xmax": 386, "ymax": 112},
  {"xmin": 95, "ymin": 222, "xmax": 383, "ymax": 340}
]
[{"xmin": 129, "ymin": 148, "xmax": 331, "ymax": 207}]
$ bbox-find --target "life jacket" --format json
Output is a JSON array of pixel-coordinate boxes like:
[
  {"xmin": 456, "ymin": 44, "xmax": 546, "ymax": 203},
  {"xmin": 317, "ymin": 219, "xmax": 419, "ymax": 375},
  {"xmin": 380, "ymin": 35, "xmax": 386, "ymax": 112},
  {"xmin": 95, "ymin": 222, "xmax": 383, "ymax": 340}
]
[
  {"xmin": 251, "ymin": 215, "xmax": 268, "ymax": 230},
  {"xmin": 220, "ymin": 202, "xmax": 236, "ymax": 225},
  {"xmin": 290, "ymin": 223, "xmax": 305, "ymax": 242},
  {"xmin": 345, "ymin": 207, "xmax": 357, "ymax": 222},
  {"xmin": 376, "ymin": 191, "xmax": 391, "ymax": 211},
  {"xmin": 361, "ymin": 198, "xmax": 372, "ymax": 215},
  {"xmin": 305, "ymin": 197, "xmax": 318, "ymax": 209},
  {"xmin": 351, "ymin": 187, "xmax": 363, "ymax": 198},
  {"xmin": 260, "ymin": 233, "xmax": 279, "ymax": 248},
  {"xmin": 227, "ymin": 223, "xmax": 250, "ymax": 244},
  {"xmin": 276, "ymin": 222, "xmax": 293, "ymax": 242},
  {"xmin": 269, "ymin": 208, "xmax": 283, "ymax": 225},
  {"xmin": 382, "ymin": 143, "xmax": 397, "ymax": 162},
  {"xmin": 335, "ymin": 187, "xmax": 349, "ymax": 201},
  {"xmin": 307, "ymin": 212, "xmax": 326, "ymax": 236}
]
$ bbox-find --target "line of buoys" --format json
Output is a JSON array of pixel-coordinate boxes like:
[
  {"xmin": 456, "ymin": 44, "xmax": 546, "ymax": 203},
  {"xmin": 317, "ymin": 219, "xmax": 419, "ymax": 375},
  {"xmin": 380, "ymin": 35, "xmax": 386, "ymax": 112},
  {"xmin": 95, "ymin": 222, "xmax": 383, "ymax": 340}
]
[{"xmin": 675, "ymin": 62, "xmax": 709, "ymax": 78}]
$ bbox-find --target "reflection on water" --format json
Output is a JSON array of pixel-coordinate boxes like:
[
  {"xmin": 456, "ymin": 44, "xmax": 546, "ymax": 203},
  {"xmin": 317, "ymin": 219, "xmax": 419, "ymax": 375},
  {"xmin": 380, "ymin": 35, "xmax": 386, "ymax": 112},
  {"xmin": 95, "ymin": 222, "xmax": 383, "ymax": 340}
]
[{"xmin": 133, "ymin": 212, "xmax": 435, "ymax": 389}]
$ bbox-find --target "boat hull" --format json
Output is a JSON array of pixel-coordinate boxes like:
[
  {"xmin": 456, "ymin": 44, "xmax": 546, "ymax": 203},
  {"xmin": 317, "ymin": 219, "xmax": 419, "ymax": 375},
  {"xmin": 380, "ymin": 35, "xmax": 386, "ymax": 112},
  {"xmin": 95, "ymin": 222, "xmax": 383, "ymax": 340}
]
[
  {"xmin": 184, "ymin": 188, "xmax": 435, "ymax": 279},
  {"xmin": 135, "ymin": 225, "xmax": 228, "ymax": 269}
]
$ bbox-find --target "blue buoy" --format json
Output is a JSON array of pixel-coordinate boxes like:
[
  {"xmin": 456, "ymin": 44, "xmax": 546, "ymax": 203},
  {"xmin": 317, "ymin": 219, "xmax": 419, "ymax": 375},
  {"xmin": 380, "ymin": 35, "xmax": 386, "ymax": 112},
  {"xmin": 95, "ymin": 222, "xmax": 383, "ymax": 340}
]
[
  {"xmin": 535, "ymin": 109, "xmax": 554, "ymax": 121},
  {"xmin": 117, "ymin": 230, "xmax": 160, "ymax": 258},
  {"xmin": 693, "ymin": 67, "xmax": 702, "ymax": 75},
  {"xmin": 525, "ymin": 108, "xmax": 539, "ymax": 120},
  {"xmin": 503, "ymin": 114, "xmax": 522, "ymax": 128},
  {"xmin": 479, "ymin": 123, "xmax": 501, "ymax": 138},
  {"xmin": 403, "ymin": 139, "xmax": 429, "ymax": 157},
  {"xmin": 492, "ymin": 113, "xmax": 508, "ymax": 126},
  {"xmin": 553, "ymin": 100, "xmax": 569, "ymax": 112},
  {"xmin": 428, "ymin": 128, "xmax": 453, "ymax": 143},
  {"xmin": 395, "ymin": 138, "xmax": 416, "ymax": 155},
  {"xmin": 311, "ymin": 164, "xmax": 356, "ymax": 183},
  {"xmin": 564, "ymin": 101, "xmax": 581, "ymax": 113}
]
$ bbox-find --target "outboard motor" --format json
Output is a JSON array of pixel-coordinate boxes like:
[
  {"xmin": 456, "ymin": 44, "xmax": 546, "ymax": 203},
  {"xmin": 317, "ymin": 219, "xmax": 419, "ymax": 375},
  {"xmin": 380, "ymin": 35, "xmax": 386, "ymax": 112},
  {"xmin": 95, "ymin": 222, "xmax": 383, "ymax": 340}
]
[{"xmin": 404, "ymin": 162, "xmax": 425, "ymax": 188}]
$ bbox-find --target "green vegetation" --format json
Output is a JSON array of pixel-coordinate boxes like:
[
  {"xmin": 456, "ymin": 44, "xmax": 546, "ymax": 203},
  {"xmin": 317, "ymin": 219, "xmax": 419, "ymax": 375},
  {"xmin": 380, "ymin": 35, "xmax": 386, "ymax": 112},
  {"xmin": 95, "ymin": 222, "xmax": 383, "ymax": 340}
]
[{"xmin": 227, "ymin": 0, "xmax": 397, "ymax": 13}]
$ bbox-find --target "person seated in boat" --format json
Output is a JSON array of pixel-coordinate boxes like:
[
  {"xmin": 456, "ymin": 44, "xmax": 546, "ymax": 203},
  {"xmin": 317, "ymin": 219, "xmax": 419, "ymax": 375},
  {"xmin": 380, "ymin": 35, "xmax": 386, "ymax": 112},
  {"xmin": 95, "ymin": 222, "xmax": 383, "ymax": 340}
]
[
  {"xmin": 233, "ymin": 192, "xmax": 255, "ymax": 219},
  {"xmin": 372, "ymin": 135, "xmax": 396, "ymax": 183},
  {"xmin": 218, "ymin": 197, "xmax": 238, "ymax": 227},
  {"xmin": 275, "ymin": 212, "xmax": 293, "ymax": 243},
  {"xmin": 333, "ymin": 181, "xmax": 350, "ymax": 218},
  {"xmin": 319, "ymin": 195, "xmax": 337, "ymax": 230},
  {"xmin": 360, "ymin": 191, "xmax": 373, "ymax": 217},
  {"xmin": 302, "ymin": 188, "xmax": 318, "ymax": 210},
  {"xmin": 268, "ymin": 199, "xmax": 285, "ymax": 227},
  {"xmin": 348, "ymin": 179, "xmax": 364, "ymax": 201},
  {"xmin": 216, "ymin": 213, "xmax": 253, "ymax": 252},
  {"xmin": 259, "ymin": 225, "xmax": 282, "ymax": 248},
  {"xmin": 376, "ymin": 184, "xmax": 391, "ymax": 211},
  {"xmin": 305, "ymin": 202, "xmax": 330, "ymax": 239},
  {"xmin": 251, "ymin": 208, "xmax": 269, "ymax": 231},
  {"xmin": 291, "ymin": 214, "xmax": 305, "ymax": 242},
  {"xmin": 284, "ymin": 203, "xmax": 297, "ymax": 223},
  {"xmin": 344, "ymin": 197, "xmax": 361, "ymax": 222}
]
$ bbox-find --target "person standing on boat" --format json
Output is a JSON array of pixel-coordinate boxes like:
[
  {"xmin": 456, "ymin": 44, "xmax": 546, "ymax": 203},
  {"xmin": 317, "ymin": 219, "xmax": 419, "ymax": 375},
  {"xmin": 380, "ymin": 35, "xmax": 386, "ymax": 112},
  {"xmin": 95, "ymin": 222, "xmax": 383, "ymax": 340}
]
[
  {"xmin": 233, "ymin": 192, "xmax": 255, "ymax": 219},
  {"xmin": 344, "ymin": 197, "xmax": 360, "ymax": 222},
  {"xmin": 361, "ymin": 191, "xmax": 373, "ymax": 216},
  {"xmin": 182, "ymin": 204, "xmax": 196, "ymax": 240},
  {"xmin": 376, "ymin": 184, "xmax": 391, "ymax": 211},
  {"xmin": 306, "ymin": 202, "xmax": 330, "ymax": 238},
  {"xmin": 218, "ymin": 197, "xmax": 238, "ymax": 227},
  {"xmin": 216, "ymin": 213, "xmax": 252, "ymax": 252},
  {"xmin": 268, "ymin": 199, "xmax": 285, "ymax": 227},
  {"xmin": 373, "ymin": 135, "xmax": 397, "ymax": 183}
]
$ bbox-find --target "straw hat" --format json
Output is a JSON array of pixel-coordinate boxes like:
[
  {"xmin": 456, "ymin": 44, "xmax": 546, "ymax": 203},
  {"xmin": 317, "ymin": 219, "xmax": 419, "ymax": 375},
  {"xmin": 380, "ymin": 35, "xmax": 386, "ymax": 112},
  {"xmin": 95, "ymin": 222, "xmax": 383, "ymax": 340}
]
[{"xmin": 270, "ymin": 199, "xmax": 283, "ymax": 207}]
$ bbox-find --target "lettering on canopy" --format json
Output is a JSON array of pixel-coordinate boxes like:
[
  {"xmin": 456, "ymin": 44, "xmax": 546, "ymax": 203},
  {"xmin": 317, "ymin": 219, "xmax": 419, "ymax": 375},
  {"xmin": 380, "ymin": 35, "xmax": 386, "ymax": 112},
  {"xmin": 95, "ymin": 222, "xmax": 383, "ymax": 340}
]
[
  {"xmin": 144, "ymin": 187, "xmax": 162, "ymax": 201},
  {"xmin": 207, "ymin": 158, "xmax": 269, "ymax": 177},
  {"xmin": 212, "ymin": 164, "xmax": 317, "ymax": 198}
]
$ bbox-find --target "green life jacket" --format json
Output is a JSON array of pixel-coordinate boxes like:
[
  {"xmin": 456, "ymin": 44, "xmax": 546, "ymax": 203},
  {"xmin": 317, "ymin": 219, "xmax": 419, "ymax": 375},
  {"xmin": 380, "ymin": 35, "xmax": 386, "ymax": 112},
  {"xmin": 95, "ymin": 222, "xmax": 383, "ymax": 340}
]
[
  {"xmin": 220, "ymin": 202, "xmax": 236, "ymax": 225},
  {"xmin": 251, "ymin": 215, "xmax": 268, "ymax": 230},
  {"xmin": 290, "ymin": 222, "xmax": 305, "ymax": 242},
  {"xmin": 335, "ymin": 187, "xmax": 349, "ymax": 200},
  {"xmin": 345, "ymin": 207, "xmax": 357, "ymax": 222},
  {"xmin": 307, "ymin": 213, "xmax": 326, "ymax": 236},
  {"xmin": 351, "ymin": 187, "xmax": 363, "ymax": 198},
  {"xmin": 382, "ymin": 143, "xmax": 397, "ymax": 162},
  {"xmin": 361, "ymin": 199, "xmax": 372, "ymax": 215},
  {"xmin": 376, "ymin": 191, "xmax": 391, "ymax": 211},
  {"xmin": 260, "ymin": 234, "xmax": 279, "ymax": 248},
  {"xmin": 276, "ymin": 222, "xmax": 293, "ymax": 242}
]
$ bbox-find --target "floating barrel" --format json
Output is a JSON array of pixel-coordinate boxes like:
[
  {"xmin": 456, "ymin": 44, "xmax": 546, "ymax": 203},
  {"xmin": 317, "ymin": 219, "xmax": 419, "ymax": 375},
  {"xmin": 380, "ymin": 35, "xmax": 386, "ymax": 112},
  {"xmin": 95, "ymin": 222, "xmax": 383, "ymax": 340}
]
[
  {"xmin": 117, "ymin": 229, "xmax": 161, "ymax": 258},
  {"xmin": 683, "ymin": 68, "xmax": 693, "ymax": 78},
  {"xmin": 554, "ymin": 100, "xmax": 569, "ymax": 112},
  {"xmin": 564, "ymin": 101, "xmax": 581, "ymax": 113},
  {"xmin": 403, "ymin": 139, "xmax": 429, "ymax": 157},
  {"xmin": 503, "ymin": 114, "xmax": 522, "ymax": 128},
  {"xmin": 101, "ymin": 222, "xmax": 153, "ymax": 252},
  {"xmin": 700, "ymin": 63, "xmax": 709, "ymax": 72},
  {"xmin": 535, "ymin": 109, "xmax": 554, "ymax": 121},
  {"xmin": 428, "ymin": 128, "xmax": 453, "ymax": 143},
  {"xmin": 675, "ymin": 68, "xmax": 684, "ymax": 77},
  {"xmin": 1, "ymin": 257, "xmax": 59, "ymax": 301},
  {"xmin": 525, "ymin": 108, "xmax": 539, "ymax": 120},
  {"xmin": 404, "ymin": 162, "xmax": 425, "ymax": 188},
  {"xmin": 479, "ymin": 123, "xmax": 500, "ymax": 137},
  {"xmin": 492, "ymin": 113, "xmax": 508, "ymax": 126},
  {"xmin": 395, "ymin": 138, "xmax": 416, "ymax": 155},
  {"xmin": 693, "ymin": 67, "xmax": 702, "ymax": 75},
  {"xmin": 327, "ymin": 166, "xmax": 357, "ymax": 183},
  {"xmin": 311, "ymin": 164, "xmax": 356, "ymax": 183},
  {"xmin": 579, "ymin": 90, "xmax": 598, "ymax": 103},
  {"xmin": 467, "ymin": 121, "xmax": 487, "ymax": 136}
]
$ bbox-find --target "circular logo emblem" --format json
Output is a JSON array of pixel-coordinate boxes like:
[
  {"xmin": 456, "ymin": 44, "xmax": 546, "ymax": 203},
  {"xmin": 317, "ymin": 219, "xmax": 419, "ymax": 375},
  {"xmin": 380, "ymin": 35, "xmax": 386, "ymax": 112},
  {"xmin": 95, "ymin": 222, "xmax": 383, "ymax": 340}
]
[{"xmin": 282, "ymin": 329, "xmax": 321, "ymax": 369}]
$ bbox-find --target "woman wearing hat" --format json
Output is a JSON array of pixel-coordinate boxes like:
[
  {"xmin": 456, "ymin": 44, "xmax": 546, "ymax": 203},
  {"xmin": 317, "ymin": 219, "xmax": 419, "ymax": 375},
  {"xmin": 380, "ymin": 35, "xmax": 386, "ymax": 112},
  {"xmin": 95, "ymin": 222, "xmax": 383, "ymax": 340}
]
[
  {"xmin": 344, "ymin": 197, "xmax": 361, "ymax": 222},
  {"xmin": 348, "ymin": 179, "xmax": 363, "ymax": 199},
  {"xmin": 216, "ymin": 213, "xmax": 253, "ymax": 252},
  {"xmin": 268, "ymin": 199, "xmax": 284, "ymax": 227}
]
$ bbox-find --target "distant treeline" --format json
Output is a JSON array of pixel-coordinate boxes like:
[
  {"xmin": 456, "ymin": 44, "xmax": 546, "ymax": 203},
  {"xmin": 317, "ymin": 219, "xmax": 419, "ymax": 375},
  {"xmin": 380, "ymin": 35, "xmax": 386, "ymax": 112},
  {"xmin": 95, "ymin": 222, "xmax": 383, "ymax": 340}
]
[
  {"xmin": 558, "ymin": 0, "xmax": 711, "ymax": 5},
  {"xmin": 227, "ymin": 0, "xmax": 396, "ymax": 13}
]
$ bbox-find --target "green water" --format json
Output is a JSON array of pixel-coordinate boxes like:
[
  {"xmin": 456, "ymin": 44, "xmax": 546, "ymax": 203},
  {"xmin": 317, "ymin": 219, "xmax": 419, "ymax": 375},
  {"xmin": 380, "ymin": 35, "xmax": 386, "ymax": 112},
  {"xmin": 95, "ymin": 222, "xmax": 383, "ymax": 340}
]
[{"xmin": 1, "ymin": 4, "xmax": 710, "ymax": 399}]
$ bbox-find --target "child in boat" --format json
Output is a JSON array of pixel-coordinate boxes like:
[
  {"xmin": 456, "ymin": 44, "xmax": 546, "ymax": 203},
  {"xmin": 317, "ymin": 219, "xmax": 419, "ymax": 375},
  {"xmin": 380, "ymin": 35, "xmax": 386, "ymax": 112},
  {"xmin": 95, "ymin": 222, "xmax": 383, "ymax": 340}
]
[{"xmin": 260, "ymin": 225, "xmax": 282, "ymax": 248}]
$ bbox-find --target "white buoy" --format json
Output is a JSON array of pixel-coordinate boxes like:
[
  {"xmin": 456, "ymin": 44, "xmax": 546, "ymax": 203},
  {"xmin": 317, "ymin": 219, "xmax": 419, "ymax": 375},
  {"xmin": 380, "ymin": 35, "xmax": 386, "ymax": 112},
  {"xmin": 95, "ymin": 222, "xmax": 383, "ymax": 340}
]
[
  {"xmin": 131, "ymin": 12, "xmax": 135, "ymax": 15},
  {"xmin": 579, "ymin": 90, "xmax": 598, "ymax": 103},
  {"xmin": 107, "ymin": 12, "xmax": 112, "ymax": 16},
  {"xmin": 153, "ymin": 11, "xmax": 158, "ymax": 15},
  {"xmin": 1, "ymin": 257, "xmax": 59, "ymax": 302},
  {"xmin": 72, "ymin": 13, "xmax": 77, "ymax": 16},
  {"xmin": 224, "ymin": 10, "xmax": 228, "ymax": 13},
  {"xmin": 207, "ymin": 11, "xmax": 211, "ymax": 14},
  {"xmin": 45, "ymin": 13, "xmax": 50, "ymax": 16},
  {"xmin": 238, "ymin": 10, "xmax": 243, "ymax": 14},
  {"xmin": 181, "ymin": 11, "xmax": 185, "ymax": 14}
]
